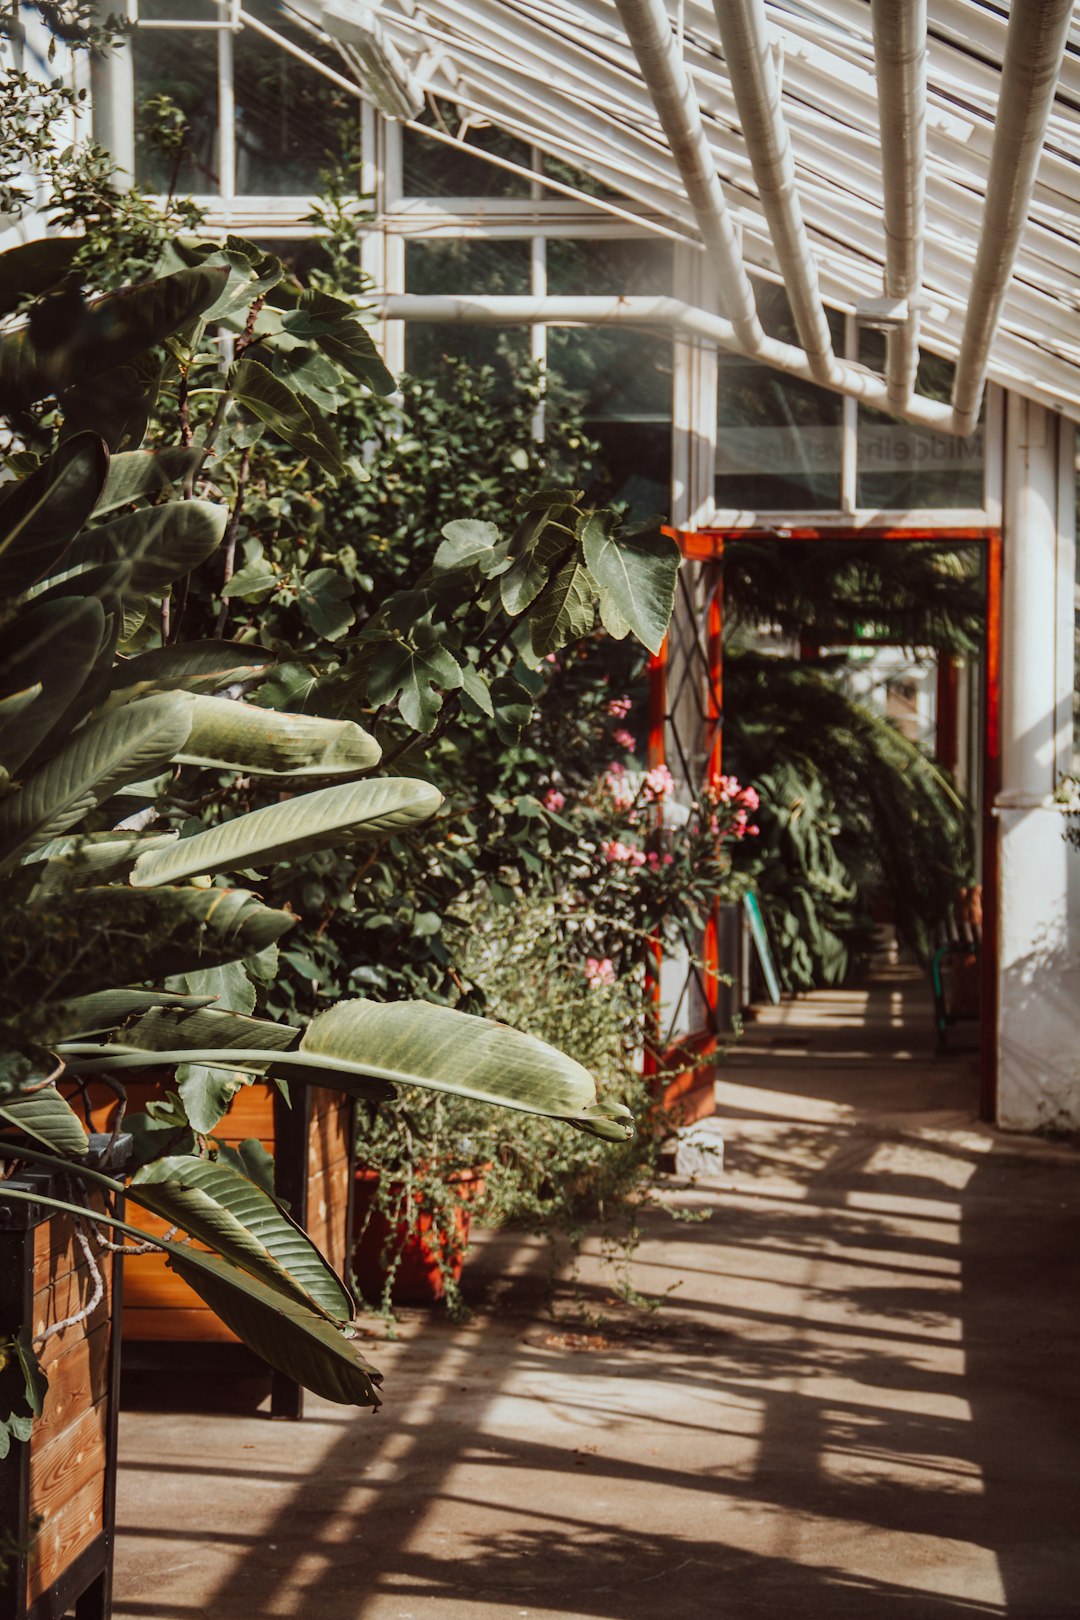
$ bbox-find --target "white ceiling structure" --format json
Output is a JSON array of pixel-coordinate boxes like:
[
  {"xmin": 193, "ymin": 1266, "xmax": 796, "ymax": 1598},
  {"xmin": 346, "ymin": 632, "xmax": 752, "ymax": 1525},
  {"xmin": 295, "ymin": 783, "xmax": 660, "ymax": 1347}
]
[{"xmin": 297, "ymin": 0, "xmax": 1080, "ymax": 430}]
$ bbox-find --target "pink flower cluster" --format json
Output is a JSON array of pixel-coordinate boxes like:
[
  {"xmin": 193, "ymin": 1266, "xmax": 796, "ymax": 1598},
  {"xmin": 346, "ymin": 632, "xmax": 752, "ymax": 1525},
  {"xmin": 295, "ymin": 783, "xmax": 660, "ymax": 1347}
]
[
  {"xmin": 584, "ymin": 956, "xmax": 616, "ymax": 988},
  {"xmin": 642, "ymin": 763, "xmax": 675, "ymax": 802},
  {"xmin": 711, "ymin": 774, "xmax": 759, "ymax": 810},
  {"xmin": 646, "ymin": 850, "xmax": 675, "ymax": 869},
  {"xmin": 602, "ymin": 763, "xmax": 637, "ymax": 812},
  {"xmin": 612, "ymin": 728, "xmax": 637, "ymax": 752},
  {"xmin": 544, "ymin": 788, "xmax": 566, "ymax": 811},
  {"xmin": 603, "ymin": 839, "xmax": 647, "ymax": 867},
  {"xmin": 607, "ymin": 696, "xmax": 632, "ymax": 719}
]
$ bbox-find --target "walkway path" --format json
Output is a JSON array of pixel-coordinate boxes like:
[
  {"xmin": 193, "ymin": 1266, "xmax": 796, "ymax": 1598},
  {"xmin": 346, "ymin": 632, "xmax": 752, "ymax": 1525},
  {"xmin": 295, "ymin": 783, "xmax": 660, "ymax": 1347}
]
[{"xmin": 112, "ymin": 973, "xmax": 1080, "ymax": 1618}]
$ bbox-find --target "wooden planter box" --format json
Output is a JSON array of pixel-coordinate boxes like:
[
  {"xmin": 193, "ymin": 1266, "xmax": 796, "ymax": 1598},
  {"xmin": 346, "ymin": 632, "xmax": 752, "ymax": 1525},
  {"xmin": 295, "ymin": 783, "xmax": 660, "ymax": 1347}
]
[
  {"xmin": 0, "ymin": 1171, "xmax": 122, "ymax": 1620},
  {"xmin": 76, "ymin": 1081, "xmax": 354, "ymax": 1419},
  {"xmin": 352, "ymin": 1166, "xmax": 487, "ymax": 1305}
]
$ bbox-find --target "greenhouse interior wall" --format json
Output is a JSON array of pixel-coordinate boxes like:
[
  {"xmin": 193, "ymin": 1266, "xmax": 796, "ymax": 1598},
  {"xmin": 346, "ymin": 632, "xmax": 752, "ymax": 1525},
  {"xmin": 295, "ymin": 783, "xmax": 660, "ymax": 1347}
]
[{"xmin": 10, "ymin": 0, "xmax": 1080, "ymax": 1134}]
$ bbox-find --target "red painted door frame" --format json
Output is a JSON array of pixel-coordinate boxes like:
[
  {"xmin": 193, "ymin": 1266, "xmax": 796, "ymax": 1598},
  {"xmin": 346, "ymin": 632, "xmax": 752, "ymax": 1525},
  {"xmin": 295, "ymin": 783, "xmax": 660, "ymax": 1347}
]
[{"xmin": 651, "ymin": 525, "xmax": 1003, "ymax": 1122}]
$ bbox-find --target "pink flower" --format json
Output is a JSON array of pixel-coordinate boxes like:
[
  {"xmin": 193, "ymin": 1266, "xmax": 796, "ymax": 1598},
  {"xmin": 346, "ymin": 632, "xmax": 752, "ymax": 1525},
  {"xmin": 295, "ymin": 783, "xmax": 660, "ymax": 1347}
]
[
  {"xmin": 646, "ymin": 849, "xmax": 676, "ymax": 870},
  {"xmin": 612, "ymin": 728, "xmax": 637, "ymax": 752},
  {"xmin": 584, "ymin": 956, "xmax": 616, "ymax": 988},
  {"xmin": 544, "ymin": 788, "xmax": 566, "ymax": 811},
  {"xmin": 746, "ymin": 823, "xmax": 760, "ymax": 837},
  {"xmin": 607, "ymin": 696, "xmax": 632, "ymax": 719},
  {"xmin": 544, "ymin": 653, "xmax": 559, "ymax": 665},
  {"xmin": 739, "ymin": 785, "xmax": 760, "ymax": 811},
  {"xmin": 607, "ymin": 761, "xmax": 626, "ymax": 777},
  {"xmin": 602, "ymin": 840, "xmax": 647, "ymax": 867},
  {"xmin": 643, "ymin": 764, "xmax": 675, "ymax": 802}
]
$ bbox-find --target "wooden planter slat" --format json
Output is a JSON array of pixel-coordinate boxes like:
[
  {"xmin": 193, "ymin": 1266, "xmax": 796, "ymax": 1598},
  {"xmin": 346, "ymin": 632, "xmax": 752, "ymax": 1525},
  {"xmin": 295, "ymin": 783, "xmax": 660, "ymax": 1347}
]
[{"xmin": 0, "ymin": 1174, "xmax": 122, "ymax": 1620}]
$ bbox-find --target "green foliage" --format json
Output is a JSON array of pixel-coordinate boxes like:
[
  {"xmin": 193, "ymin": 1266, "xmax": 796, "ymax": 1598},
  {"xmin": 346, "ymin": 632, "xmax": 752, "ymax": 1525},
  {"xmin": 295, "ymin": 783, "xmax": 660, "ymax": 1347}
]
[
  {"xmin": 724, "ymin": 653, "xmax": 974, "ymax": 988},
  {"xmin": 723, "ymin": 538, "xmax": 984, "ymax": 655},
  {"xmin": 0, "ymin": 214, "xmax": 678, "ymax": 1431}
]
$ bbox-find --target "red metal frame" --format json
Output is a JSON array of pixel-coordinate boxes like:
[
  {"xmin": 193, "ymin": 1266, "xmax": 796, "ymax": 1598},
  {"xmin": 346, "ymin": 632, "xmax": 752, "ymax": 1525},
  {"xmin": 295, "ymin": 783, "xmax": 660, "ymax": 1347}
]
[{"xmin": 649, "ymin": 523, "xmax": 1003, "ymax": 1122}]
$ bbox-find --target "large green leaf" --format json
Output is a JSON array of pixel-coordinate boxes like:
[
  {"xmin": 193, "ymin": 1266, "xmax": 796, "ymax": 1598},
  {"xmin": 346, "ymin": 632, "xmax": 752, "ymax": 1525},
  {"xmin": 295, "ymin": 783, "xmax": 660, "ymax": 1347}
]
[
  {"xmin": 130, "ymin": 1155, "xmax": 354, "ymax": 1320},
  {"xmin": 580, "ymin": 512, "xmax": 679, "ymax": 656},
  {"xmin": 109, "ymin": 640, "xmax": 275, "ymax": 701},
  {"xmin": 229, "ymin": 359, "xmax": 347, "ymax": 475},
  {"xmin": 0, "ymin": 237, "xmax": 81, "ymax": 318},
  {"xmin": 96, "ymin": 447, "xmax": 205, "ymax": 515},
  {"xmin": 0, "ymin": 692, "xmax": 194, "ymax": 866},
  {"xmin": 297, "ymin": 1001, "xmax": 634, "ymax": 1137},
  {"xmin": 130, "ymin": 776, "xmax": 442, "ymax": 887},
  {"xmin": 55, "ymin": 989, "xmax": 219, "ymax": 1038},
  {"xmin": 361, "ymin": 627, "xmax": 463, "ymax": 734},
  {"xmin": 24, "ymin": 830, "xmax": 180, "ymax": 894},
  {"xmin": 0, "ymin": 267, "xmax": 229, "ymax": 409},
  {"xmin": 120, "ymin": 1004, "xmax": 299, "ymax": 1054},
  {"xmin": 295, "ymin": 290, "xmax": 396, "ymax": 396},
  {"xmin": 0, "ymin": 1087, "xmax": 89, "ymax": 1156},
  {"xmin": 0, "ymin": 597, "xmax": 105, "ymax": 772},
  {"xmin": 37, "ymin": 499, "xmax": 227, "ymax": 598},
  {"xmin": 173, "ymin": 696, "xmax": 381, "ymax": 776},
  {"xmin": 2, "ymin": 890, "xmax": 293, "ymax": 1021},
  {"xmin": 75, "ymin": 1003, "xmax": 632, "ymax": 1140},
  {"xmin": 0, "ymin": 433, "xmax": 110, "ymax": 599},
  {"xmin": 162, "ymin": 1246, "xmax": 381, "ymax": 1406},
  {"xmin": 529, "ymin": 551, "xmax": 597, "ymax": 657}
]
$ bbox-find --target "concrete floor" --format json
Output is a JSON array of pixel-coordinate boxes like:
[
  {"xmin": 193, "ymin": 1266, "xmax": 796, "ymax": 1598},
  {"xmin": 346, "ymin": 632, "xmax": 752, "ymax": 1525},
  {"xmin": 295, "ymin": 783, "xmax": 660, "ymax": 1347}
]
[{"xmin": 111, "ymin": 973, "xmax": 1080, "ymax": 1619}]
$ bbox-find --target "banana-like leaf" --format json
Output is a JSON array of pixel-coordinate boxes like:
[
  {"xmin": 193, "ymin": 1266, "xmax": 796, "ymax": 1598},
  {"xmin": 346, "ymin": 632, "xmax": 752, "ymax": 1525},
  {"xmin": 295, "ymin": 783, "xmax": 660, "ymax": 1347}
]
[
  {"xmin": 0, "ymin": 1086, "xmax": 89, "ymax": 1156},
  {"xmin": 0, "ymin": 692, "xmax": 194, "ymax": 867},
  {"xmin": 0, "ymin": 267, "xmax": 229, "ymax": 409},
  {"xmin": 0, "ymin": 237, "xmax": 81, "ymax": 318},
  {"xmin": 54, "ymin": 988, "xmax": 219, "ymax": 1038},
  {"xmin": 297, "ymin": 1001, "xmax": 635, "ymax": 1138},
  {"xmin": 109, "ymin": 640, "xmax": 275, "ymax": 700},
  {"xmin": 5, "ymin": 888, "xmax": 295, "ymax": 1012},
  {"xmin": 172, "ymin": 695, "xmax": 381, "ymax": 776},
  {"xmin": 130, "ymin": 776, "xmax": 442, "ymax": 887},
  {"xmin": 120, "ymin": 1005, "xmax": 299, "ymax": 1054},
  {"xmin": 39, "ymin": 500, "xmax": 227, "ymax": 598},
  {"xmin": 0, "ymin": 597, "xmax": 105, "ymax": 772},
  {"xmin": 0, "ymin": 433, "xmax": 110, "ymax": 598},
  {"xmin": 0, "ymin": 685, "xmax": 41, "ymax": 722},
  {"xmin": 162, "ymin": 1245, "xmax": 381, "ymax": 1407},
  {"xmin": 25, "ymin": 830, "xmax": 180, "ymax": 894},
  {"xmin": 131, "ymin": 1155, "xmax": 354, "ymax": 1320},
  {"xmin": 97, "ymin": 447, "xmax": 204, "ymax": 515},
  {"xmin": 62, "ymin": 1001, "xmax": 634, "ymax": 1140}
]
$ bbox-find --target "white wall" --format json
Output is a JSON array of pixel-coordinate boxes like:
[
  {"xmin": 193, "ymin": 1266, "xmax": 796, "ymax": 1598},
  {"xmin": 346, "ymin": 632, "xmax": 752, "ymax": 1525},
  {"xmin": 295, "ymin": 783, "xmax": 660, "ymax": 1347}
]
[{"xmin": 996, "ymin": 396, "xmax": 1080, "ymax": 1130}]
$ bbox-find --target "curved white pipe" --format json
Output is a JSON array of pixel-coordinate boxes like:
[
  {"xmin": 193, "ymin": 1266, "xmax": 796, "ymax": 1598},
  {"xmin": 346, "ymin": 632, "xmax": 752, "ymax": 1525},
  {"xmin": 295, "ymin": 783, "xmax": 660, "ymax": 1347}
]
[
  {"xmin": 709, "ymin": 0, "xmax": 839, "ymax": 386},
  {"xmin": 380, "ymin": 293, "xmax": 961, "ymax": 432},
  {"xmin": 612, "ymin": 0, "xmax": 763, "ymax": 350},
  {"xmin": 952, "ymin": 0, "xmax": 1074, "ymax": 436},
  {"xmin": 871, "ymin": 0, "xmax": 927, "ymax": 411}
]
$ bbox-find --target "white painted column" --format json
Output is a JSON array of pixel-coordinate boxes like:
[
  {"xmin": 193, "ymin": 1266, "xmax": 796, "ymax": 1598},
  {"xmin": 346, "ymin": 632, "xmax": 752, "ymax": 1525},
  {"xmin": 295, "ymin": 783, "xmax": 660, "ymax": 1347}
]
[
  {"xmin": 996, "ymin": 393, "xmax": 1080, "ymax": 1130},
  {"xmin": 90, "ymin": 12, "xmax": 135, "ymax": 183}
]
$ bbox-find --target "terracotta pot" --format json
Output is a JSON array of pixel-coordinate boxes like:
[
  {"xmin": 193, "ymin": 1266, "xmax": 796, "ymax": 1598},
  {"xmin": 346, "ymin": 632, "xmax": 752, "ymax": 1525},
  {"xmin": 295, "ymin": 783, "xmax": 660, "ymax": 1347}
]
[{"xmin": 351, "ymin": 1166, "xmax": 487, "ymax": 1305}]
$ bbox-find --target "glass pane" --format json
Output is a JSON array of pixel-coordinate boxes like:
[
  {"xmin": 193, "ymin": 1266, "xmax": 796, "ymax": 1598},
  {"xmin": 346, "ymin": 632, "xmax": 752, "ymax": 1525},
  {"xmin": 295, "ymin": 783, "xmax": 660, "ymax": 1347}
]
[
  {"xmin": 234, "ymin": 19, "xmax": 360, "ymax": 195},
  {"xmin": 542, "ymin": 153, "xmax": 624, "ymax": 201},
  {"xmin": 137, "ymin": 0, "xmax": 218, "ymax": 17},
  {"xmin": 403, "ymin": 100, "xmax": 531, "ymax": 197},
  {"xmin": 403, "ymin": 239, "xmax": 530, "ymax": 381},
  {"xmin": 546, "ymin": 237, "xmax": 673, "ymax": 296},
  {"xmin": 588, "ymin": 420, "xmax": 671, "ymax": 520},
  {"xmin": 134, "ymin": 27, "xmax": 220, "ymax": 194},
  {"xmin": 857, "ymin": 337, "xmax": 984, "ymax": 510},
  {"xmin": 715, "ymin": 282, "xmax": 843, "ymax": 512}
]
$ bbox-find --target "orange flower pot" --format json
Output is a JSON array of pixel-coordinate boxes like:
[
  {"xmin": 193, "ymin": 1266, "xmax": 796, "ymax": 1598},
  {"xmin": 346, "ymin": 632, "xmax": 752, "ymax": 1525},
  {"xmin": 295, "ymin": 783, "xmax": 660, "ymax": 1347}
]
[{"xmin": 351, "ymin": 1166, "xmax": 487, "ymax": 1305}]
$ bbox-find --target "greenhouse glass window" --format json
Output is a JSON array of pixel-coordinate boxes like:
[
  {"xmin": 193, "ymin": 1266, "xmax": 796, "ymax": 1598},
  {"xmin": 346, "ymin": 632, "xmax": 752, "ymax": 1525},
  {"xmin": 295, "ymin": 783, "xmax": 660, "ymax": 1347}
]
[
  {"xmin": 715, "ymin": 281, "xmax": 843, "ymax": 512},
  {"xmin": 132, "ymin": 5, "xmax": 361, "ymax": 199},
  {"xmin": 403, "ymin": 238, "xmax": 530, "ymax": 381},
  {"xmin": 547, "ymin": 239, "xmax": 673, "ymax": 518},
  {"xmin": 403, "ymin": 99, "xmax": 531, "ymax": 198},
  {"xmin": 857, "ymin": 336, "xmax": 984, "ymax": 510}
]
